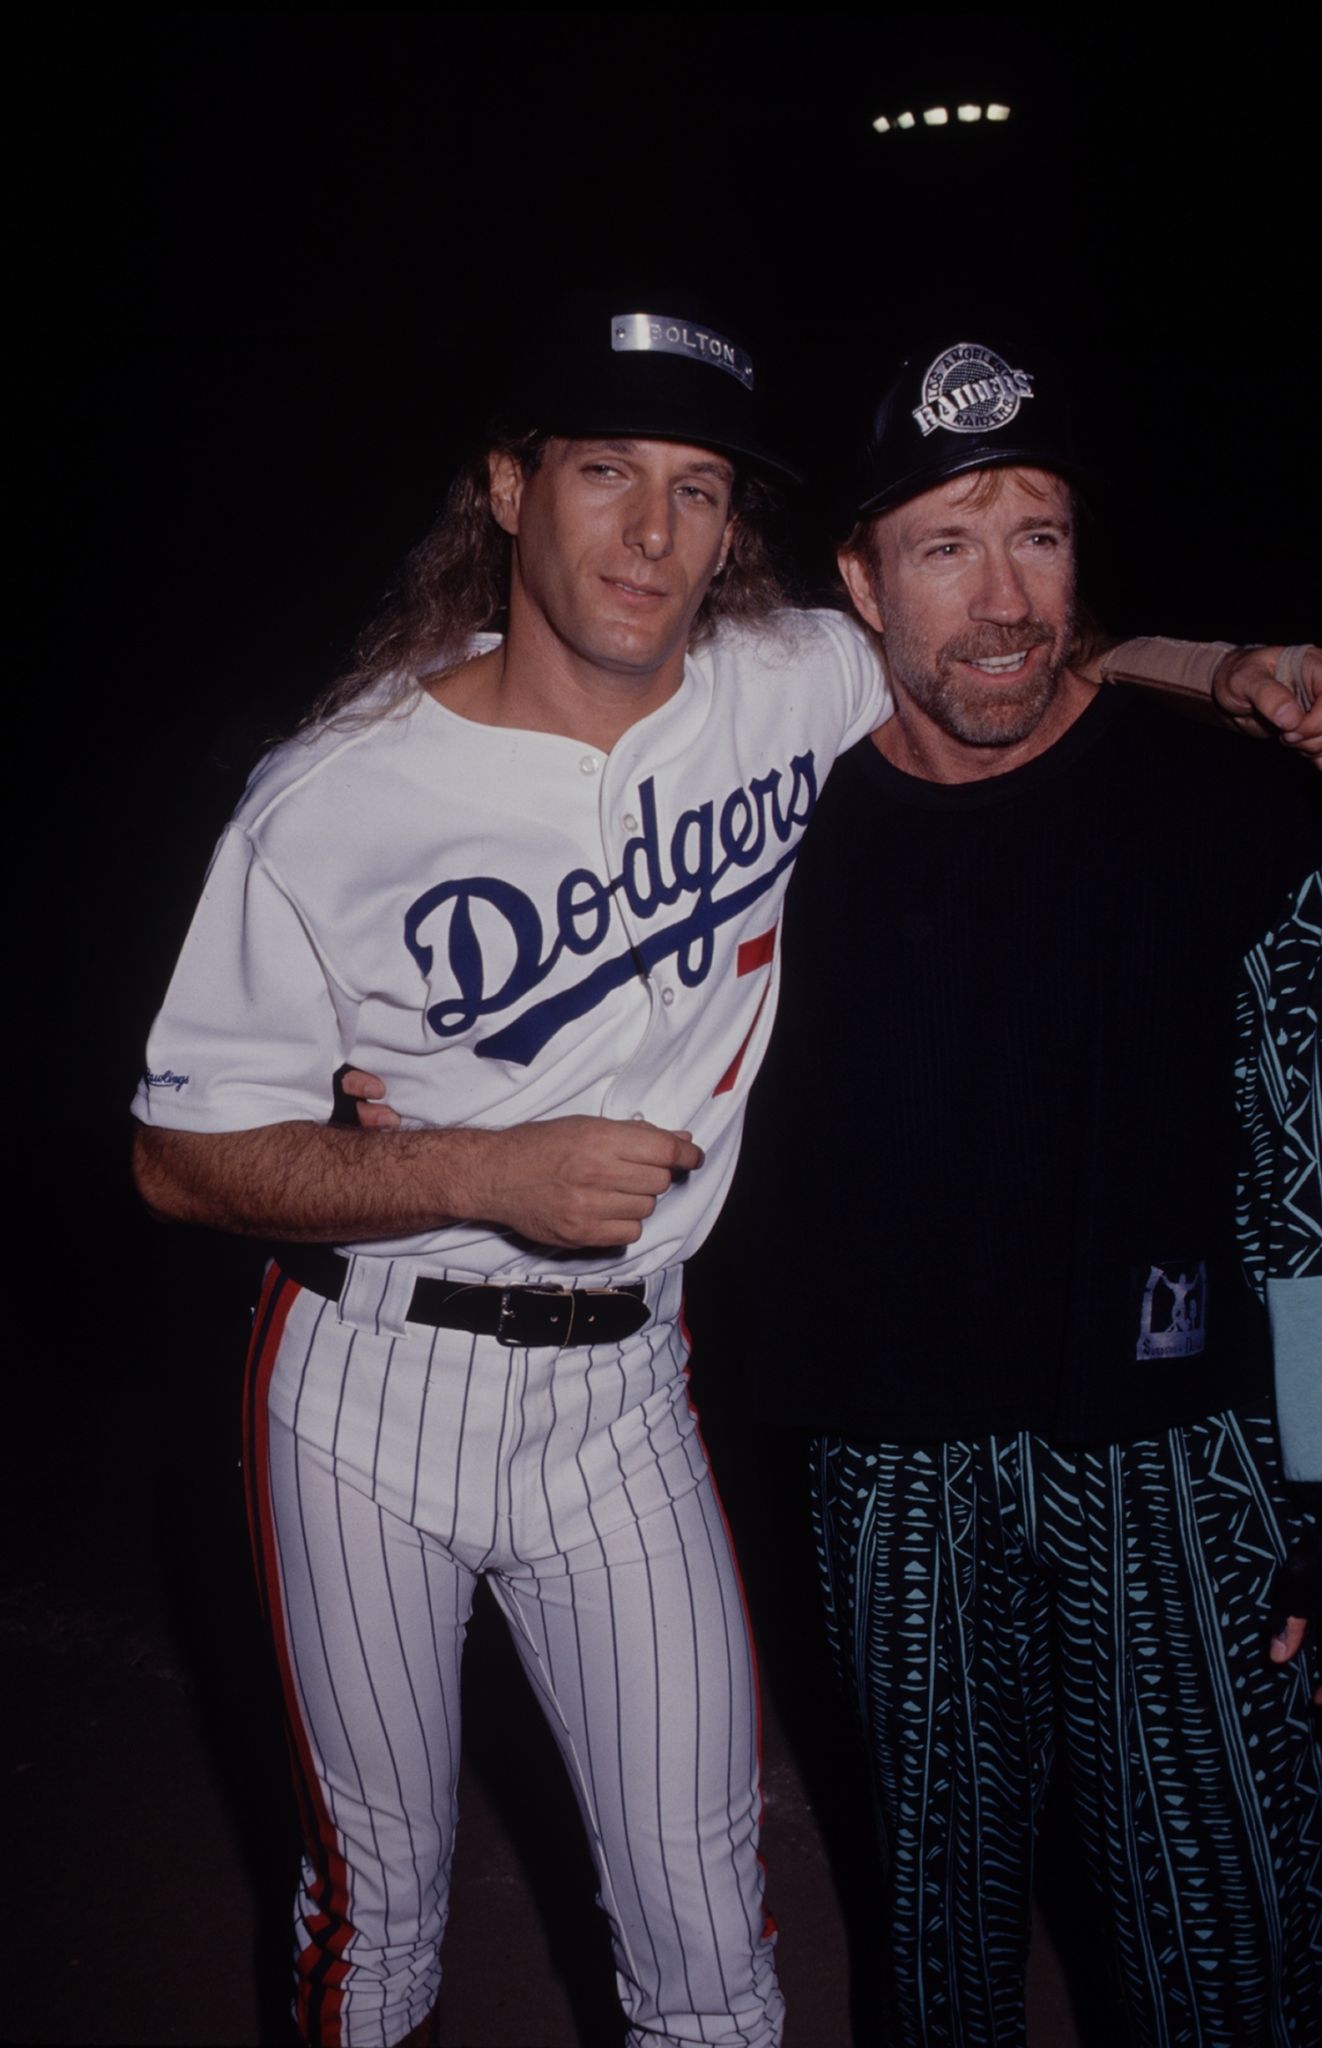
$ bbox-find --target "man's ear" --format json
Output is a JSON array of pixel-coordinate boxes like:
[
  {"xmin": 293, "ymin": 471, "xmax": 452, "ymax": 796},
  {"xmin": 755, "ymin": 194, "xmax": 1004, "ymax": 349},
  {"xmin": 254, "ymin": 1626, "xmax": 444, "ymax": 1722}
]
[
  {"xmin": 837, "ymin": 546, "xmax": 885, "ymax": 635},
  {"xmin": 489, "ymin": 450, "xmax": 526, "ymax": 537}
]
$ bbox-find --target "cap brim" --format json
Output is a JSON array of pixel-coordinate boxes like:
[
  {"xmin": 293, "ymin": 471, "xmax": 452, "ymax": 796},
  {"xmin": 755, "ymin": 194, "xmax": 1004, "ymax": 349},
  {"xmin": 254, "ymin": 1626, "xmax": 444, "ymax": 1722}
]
[
  {"xmin": 856, "ymin": 447, "xmax": 1084, "ymax": 517},
  {"xmin": 536, "ymin": 399, "xmax": 802, "ymax": 483}
]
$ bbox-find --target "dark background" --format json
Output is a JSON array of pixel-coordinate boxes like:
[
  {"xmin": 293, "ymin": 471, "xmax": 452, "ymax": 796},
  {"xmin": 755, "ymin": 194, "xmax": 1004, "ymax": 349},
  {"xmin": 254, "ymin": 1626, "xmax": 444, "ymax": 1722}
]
[
  {"xmin": 30, "ymin": 10, "xmax": 1320, "ymax": 1145},
  {"xmin": 11, "ymin": 14, "xmax": 1319, "ymax": 2041}
]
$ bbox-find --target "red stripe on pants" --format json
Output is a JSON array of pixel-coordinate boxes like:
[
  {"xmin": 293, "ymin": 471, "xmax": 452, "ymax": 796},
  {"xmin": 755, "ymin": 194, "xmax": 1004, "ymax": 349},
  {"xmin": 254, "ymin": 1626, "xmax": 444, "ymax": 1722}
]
[{"xmin": 242, "ymin": 1265, "xmax": 355, "ymax": 2047}]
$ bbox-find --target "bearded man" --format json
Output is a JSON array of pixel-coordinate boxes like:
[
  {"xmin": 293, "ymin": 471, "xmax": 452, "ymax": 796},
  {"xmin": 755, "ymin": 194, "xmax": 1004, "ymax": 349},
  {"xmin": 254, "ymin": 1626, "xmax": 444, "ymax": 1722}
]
[{"xmin": 737, "ymin": 335, "xmax": 1322, "ymax": 2047}]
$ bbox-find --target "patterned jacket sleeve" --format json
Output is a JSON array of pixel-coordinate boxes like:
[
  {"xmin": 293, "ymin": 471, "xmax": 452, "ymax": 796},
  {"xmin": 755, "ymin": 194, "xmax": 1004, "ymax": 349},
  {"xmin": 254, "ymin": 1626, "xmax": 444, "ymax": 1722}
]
[{"xmin": 1236, "ymin": 870, "xmax": 1322, "ymax": 1481}]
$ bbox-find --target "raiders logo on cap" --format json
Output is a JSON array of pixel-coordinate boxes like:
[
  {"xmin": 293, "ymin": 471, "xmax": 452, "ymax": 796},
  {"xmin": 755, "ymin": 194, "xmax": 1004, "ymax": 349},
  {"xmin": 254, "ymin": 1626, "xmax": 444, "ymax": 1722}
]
[
  {"xmin": 839, "ymin": 330, "xmax": 1077, "ymax": 522},
  {"xmin": 911, "ymin": 342, "xmax": 1035, "ymax": 439}
]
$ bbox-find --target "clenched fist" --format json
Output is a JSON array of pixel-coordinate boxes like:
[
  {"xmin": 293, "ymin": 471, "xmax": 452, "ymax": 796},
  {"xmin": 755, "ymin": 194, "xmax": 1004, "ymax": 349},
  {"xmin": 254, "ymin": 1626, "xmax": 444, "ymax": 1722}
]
[{"xmin": 462, "ymin": 1115, "xmax": 704, "ymax": 1248}]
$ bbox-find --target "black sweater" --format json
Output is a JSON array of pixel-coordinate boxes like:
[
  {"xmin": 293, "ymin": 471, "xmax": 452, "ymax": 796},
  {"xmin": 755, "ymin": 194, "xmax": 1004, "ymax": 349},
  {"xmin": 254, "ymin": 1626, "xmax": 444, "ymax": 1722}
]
[{"xmin": 735, "ymin": 686, "xmax": 1320, "ymax": 1444}]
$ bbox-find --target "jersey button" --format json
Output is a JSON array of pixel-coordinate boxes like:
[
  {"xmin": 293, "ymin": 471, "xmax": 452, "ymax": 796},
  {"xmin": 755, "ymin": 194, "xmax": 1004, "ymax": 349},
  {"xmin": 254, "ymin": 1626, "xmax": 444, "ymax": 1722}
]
[
  {"xmin": 622, "ymin": 812, "xmax": 639, "ymax": 832},
  {"xmin": 579, "ymin": 754, "xmax": 600, "ymax": 776},
  {"xmin": 660, "ymin": 987, "xmax": 675, "ymax": 1007},
  {"xmin": 630, "ymin": 1110, "xmax": 645, "ymax": 1122}
]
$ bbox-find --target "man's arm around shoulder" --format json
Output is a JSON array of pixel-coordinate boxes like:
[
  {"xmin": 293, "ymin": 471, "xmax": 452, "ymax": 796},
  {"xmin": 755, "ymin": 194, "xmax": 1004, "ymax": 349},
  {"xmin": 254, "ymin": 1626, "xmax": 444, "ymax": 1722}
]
[
  {"xmin": 1099, "ymin": 637, "xmax": 1321, "ymax": 760},
  {"xmin": 131, "ymin": 1116, "xmax": 703, "ymax": 1252}
]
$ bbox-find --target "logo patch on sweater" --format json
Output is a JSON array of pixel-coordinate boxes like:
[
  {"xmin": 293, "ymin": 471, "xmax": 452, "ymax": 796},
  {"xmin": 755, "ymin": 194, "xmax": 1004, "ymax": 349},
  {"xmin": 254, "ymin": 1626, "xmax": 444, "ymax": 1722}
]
[{"xmin": 1135, "ymin": 1261, "xmax": 1207, "ymax": 1360}]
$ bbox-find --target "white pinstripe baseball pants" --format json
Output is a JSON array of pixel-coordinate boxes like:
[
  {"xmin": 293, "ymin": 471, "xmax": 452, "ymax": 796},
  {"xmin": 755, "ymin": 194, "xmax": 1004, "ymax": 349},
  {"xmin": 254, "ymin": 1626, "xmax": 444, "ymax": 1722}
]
[{"xmin": 244, "ymin": 1259, "xmax": 783, "ymax": 2048}]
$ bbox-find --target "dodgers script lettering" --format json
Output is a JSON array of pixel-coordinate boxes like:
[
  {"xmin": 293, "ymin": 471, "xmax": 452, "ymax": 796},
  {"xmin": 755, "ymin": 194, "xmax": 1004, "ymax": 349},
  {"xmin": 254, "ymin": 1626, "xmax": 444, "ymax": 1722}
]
[{"xmin": 404, "ymin": 756, "xmax": 817, "ymax": 1065}]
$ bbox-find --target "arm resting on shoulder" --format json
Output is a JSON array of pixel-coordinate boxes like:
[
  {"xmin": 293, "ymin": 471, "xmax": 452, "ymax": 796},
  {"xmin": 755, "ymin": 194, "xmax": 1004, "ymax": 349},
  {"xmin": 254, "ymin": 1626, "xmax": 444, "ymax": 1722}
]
[
  {"xmin": 131, "ymin": 1116, "xmax": 703, "ymax": 1251},
  {"xmin": 1098, "ymin": 636, "xmax": 1321, "ymax": 760}
]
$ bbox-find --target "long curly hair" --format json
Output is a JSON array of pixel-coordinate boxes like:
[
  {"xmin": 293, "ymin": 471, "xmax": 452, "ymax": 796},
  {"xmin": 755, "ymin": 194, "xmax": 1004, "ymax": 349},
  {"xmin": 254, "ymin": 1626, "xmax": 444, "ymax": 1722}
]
[{"xmin": 306, "ymin": 426, "xmax": 791, "ymax": 729}]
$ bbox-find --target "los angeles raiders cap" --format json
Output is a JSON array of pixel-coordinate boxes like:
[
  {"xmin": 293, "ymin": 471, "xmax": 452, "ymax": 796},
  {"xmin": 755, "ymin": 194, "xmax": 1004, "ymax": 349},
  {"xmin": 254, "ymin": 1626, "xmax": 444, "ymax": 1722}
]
[
  {"xmin": 843, "ymin": 335, "xmax": 1081, "ymax": 520},
  {"xmin": 498, "ymin": 289, "xmax": 800, "ymax": 481}
]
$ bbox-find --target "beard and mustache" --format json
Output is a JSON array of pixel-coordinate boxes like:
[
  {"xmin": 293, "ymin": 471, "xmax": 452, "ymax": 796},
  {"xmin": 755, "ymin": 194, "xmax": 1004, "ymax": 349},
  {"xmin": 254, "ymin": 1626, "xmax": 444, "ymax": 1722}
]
[{"xmin": 883, "ymin": 611, "xmax": 1075, "ymax": 750}]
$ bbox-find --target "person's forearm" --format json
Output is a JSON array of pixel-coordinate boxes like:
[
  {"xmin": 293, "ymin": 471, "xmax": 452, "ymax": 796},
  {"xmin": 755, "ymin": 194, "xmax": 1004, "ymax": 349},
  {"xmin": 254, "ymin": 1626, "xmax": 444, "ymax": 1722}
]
[
  {"xmin": 132, "ymin": 1113, "xmax": 703, "ymax": 1250},
  {"xmin": 132, "ymin": 1120, "xmax": 491, "ymax": 1241},
  {"xmin": 1097, "ymin": 635, "xmax": 1236, "ymax": 697},
  {"xmin": 1092, "ymin": 636, "xmax": 1321, "ymax": 759}
]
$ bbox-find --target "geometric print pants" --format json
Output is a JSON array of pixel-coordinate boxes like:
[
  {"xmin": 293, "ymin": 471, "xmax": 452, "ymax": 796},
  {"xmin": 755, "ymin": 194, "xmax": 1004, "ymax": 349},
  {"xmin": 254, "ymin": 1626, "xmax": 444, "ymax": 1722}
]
[
  {"xmin": 244, "ymin": 1260, "xmax": 782, "ymax": 2048},
  {"xmin": 812, "ymin": 1410, "xmax": 1322, "ymax": 2047}
]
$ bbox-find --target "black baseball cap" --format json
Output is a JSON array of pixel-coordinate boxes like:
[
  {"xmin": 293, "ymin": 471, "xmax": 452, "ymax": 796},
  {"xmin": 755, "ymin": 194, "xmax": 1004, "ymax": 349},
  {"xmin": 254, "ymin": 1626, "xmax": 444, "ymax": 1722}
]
[
  {"xmin": 498, "ymin": 290, "xmax": 800, "ymax": 482},
  {"xmin": 843, "ymin": 335, "xmax": 1081, "ymax": 520}
]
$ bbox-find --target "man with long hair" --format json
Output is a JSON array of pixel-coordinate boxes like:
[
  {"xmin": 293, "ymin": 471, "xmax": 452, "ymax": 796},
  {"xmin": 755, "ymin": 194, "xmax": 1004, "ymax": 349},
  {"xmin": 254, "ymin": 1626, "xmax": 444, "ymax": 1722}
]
[{"xmin": 131, "ymin": 295, "xmax": 891, "ymax": 2048}]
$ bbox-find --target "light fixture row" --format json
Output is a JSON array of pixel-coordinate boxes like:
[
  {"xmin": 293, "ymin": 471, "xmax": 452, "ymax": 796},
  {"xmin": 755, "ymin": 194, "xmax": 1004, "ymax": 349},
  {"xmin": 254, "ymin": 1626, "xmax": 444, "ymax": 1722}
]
[{"xmin": 872, "ymin": 104, "xmax": 1011, "ymax": 133}]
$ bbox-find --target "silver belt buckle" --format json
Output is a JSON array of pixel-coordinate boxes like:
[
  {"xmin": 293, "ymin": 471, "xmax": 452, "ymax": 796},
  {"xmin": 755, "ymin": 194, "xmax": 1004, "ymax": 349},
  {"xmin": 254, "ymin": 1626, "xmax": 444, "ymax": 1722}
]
[{"xmin": 496, "ymin": 1284, "xmax": 571, "ymax": 1347}]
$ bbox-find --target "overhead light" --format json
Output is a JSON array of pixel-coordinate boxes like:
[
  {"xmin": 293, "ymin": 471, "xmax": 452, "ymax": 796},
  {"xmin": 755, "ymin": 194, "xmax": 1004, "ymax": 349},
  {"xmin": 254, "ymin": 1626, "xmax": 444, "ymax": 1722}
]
[{"xmin": 871, "ymin": 101, "xmax": 1008, "ymax": 137}]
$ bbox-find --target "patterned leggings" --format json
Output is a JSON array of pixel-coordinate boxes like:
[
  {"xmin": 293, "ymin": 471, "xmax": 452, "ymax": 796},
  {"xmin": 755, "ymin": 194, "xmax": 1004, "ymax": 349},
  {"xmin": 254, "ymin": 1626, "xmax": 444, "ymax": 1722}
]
[{"xmin": 812, "ymin": 1412, "xmax": 1322, "ymax": 2047}]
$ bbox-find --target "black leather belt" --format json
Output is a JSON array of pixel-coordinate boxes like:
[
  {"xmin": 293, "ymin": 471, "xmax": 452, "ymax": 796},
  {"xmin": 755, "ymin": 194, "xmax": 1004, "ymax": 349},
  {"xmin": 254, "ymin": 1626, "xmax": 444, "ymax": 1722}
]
[{"xmin": 272, "ymin": 1243, "xmax": 650, "ymax": 1348}]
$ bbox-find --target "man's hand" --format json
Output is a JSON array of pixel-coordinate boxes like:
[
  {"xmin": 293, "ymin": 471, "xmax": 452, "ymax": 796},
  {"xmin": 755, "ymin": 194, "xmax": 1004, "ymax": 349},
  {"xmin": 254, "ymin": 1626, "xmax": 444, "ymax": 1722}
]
[
  {"xmin": 341, "ymin": 1066, "xmax": 400, "ymax": 1131},
  {"xmin": 1267, "ymin": 1525, "xmax": 1322, "ymax": 1706},
  {"xmin": 1268, "ymin": 1617, "xmax": 1319, "ymax": 1703},
  {"xmin": 335, "ymin": 1073, "xmax": 699, "ymax": 1244},
  {"xmin": 1212, "ymin": 644, "xmax": 1321, "ymax": 762},
  {"xmin": 468, "ymin": 1117, "xmax": 703, "ymax": 1249}
]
